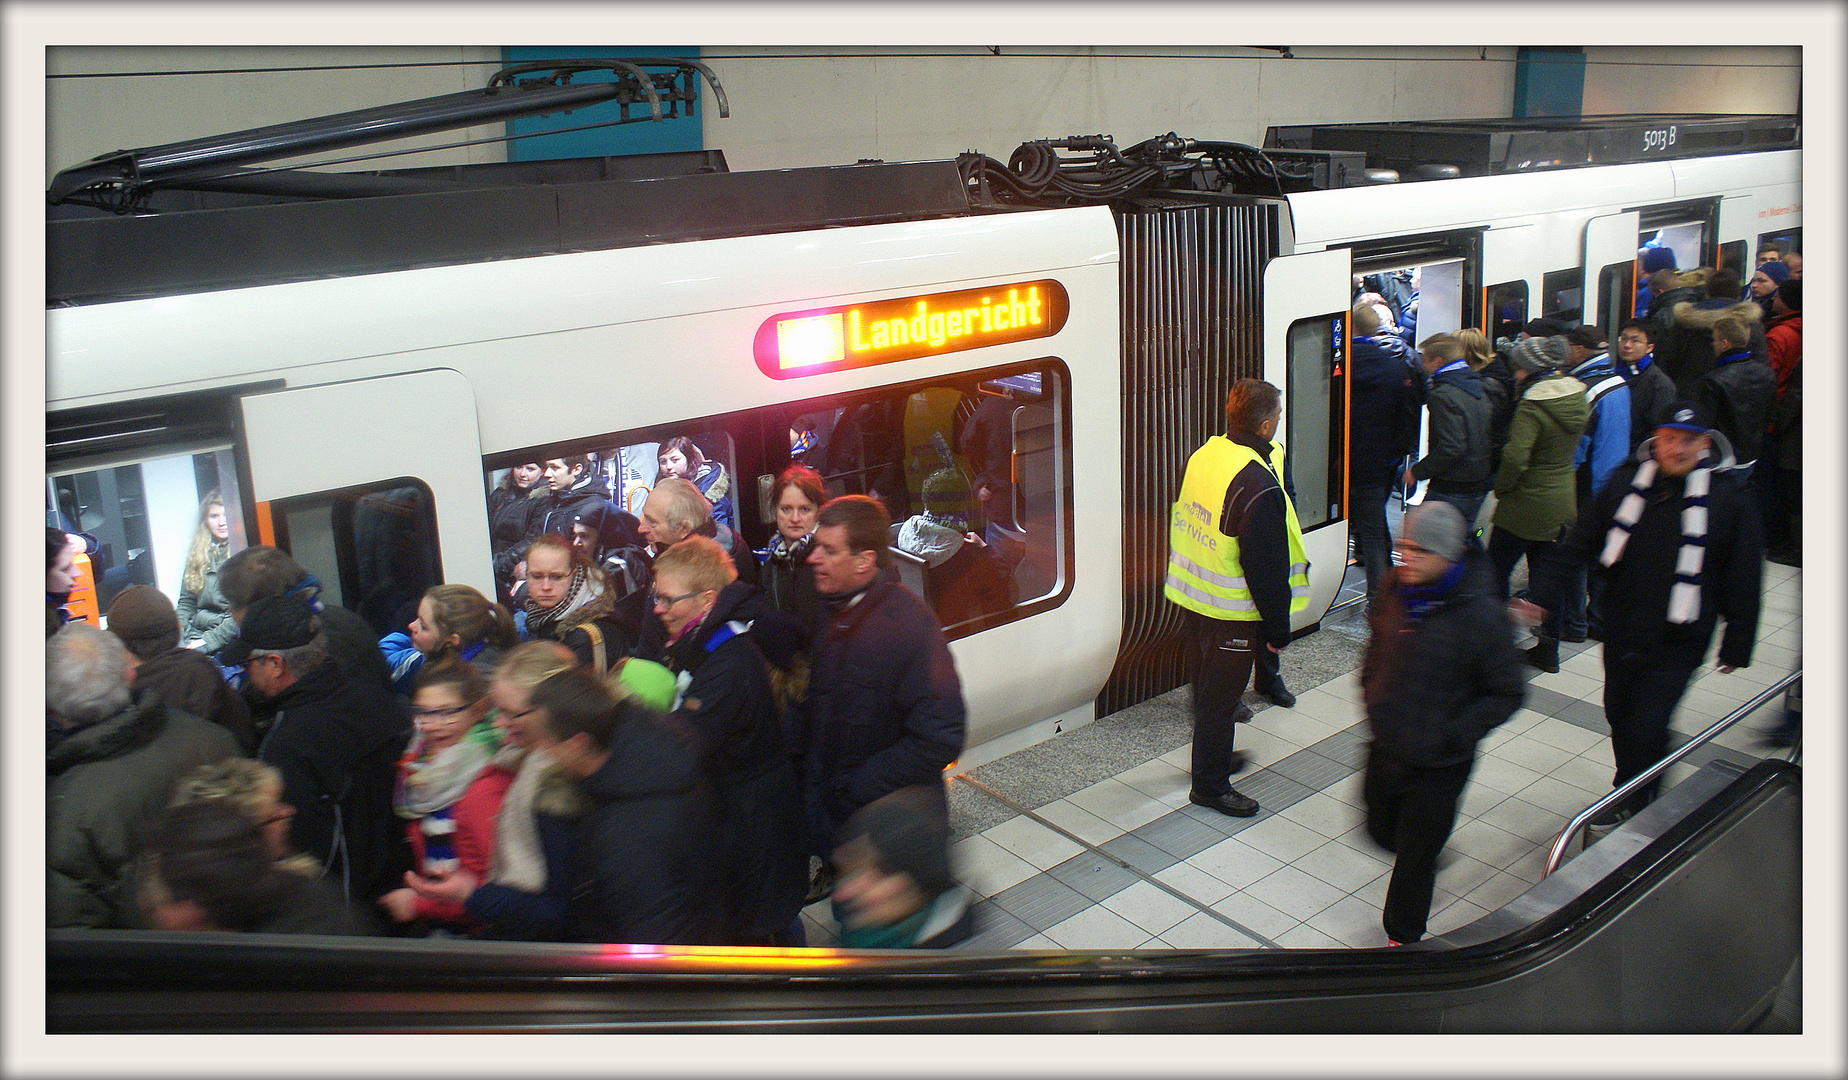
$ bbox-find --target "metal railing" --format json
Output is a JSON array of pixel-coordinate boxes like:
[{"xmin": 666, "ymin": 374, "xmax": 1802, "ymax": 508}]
[{"xmin": 1544, "ymin": 670, "xmax": 1801, "ymax": 876}]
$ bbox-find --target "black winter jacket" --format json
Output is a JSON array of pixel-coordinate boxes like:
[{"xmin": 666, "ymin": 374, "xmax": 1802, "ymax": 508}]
[
  {"xmin": 1698, "ymin": 351, "xmax": 1777, "ymax": 466},
  {"xmin": 571, "ymin": 704, "xmax": 725, "ymax": 945},
  {"xmin": 664, "ymin": 582, "xmax": 807, "ymax": 940},
  {"xmin": 488, "ymin": 483, "xmax": 545, "ymax": 587},
  {"xmin": 256, "ymin": 658, "xmax": 412, "ymax": 902},
  {"xmin": 805, "ymin": 576, "xmax": 967, "ymax": 845},
  {"xmin": 758, "ymin": 533, "xmax": 823, "ymax": 630},
  {"xmin": 1620, "ymin": 357, "xmax": 1679, "ymax": 453},
  {"xmin": 1530, "ymin": 449, "xmax": 1762, "ymax": 669},
  {"xmin": 1477, "ymin": 355, "xmax": 1519, "ymax": 475},
  {"xmin": 1361, "ymin": 551, "xmax": 1525, "ymax": 768},
  {"xmin": 1410, "ymin": 365, "xmax": 1492, "ymax": 495},
  {"xmin": 1349, "ymin": 333, "xmax": 1420, "ymax": 475}
]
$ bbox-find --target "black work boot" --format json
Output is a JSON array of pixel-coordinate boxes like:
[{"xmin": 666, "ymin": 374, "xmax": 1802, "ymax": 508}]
[{"xmin": 1524, "ymin": 634, "xmax": 1560, "ymax": 674}]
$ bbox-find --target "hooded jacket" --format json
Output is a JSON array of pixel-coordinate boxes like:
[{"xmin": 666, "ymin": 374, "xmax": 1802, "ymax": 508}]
[
  {"xmin": 1567, "ymin": 352, "xmax": 1633, "ymax": 498},
  {"xmin": 1362, "ymin": 550, "xmax": 1525, "ymax": 768},
  {"xmin": 1660, "ymin": 299, "xmax": 1766, "ymax": 398},
  {"xmin": 663, "ymin": 581, "xmax": 807, "ymax": 940},
  {"xmin": 1409, "ymin": 363, "xmax": 1491, "ymax": 495},
  {"xmin": 129, "ymin": 644, "xmax": 257, "ymax": 754},
  {"xmin": 1491, "ymin": 371, "xmax": 1590, "ymax": 542},
  {"xmin": 48, "ymin": 689, "xmax": 241, "ymax": 927},
  {"xmin": 1529, "ymin": 434, "xmax": 1761, "ymax": 668},
  {"xmin": 571, "ymin": 704, "xmax": 724, "ymax": 945}
]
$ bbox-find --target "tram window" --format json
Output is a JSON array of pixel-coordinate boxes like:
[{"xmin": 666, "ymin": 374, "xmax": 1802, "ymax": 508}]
[
  {"xmin": 1755, "ymin": 228, "xmax": 1799, "ymax": 265},
  {"xmin": 48, "ymin": 448, "xmax": 246, "ymax": 625},
  {"xmin": 1486, "ymin": 281, "xmax": 1527, "ymax": 344},
  {"xmin": 1284, "ymin": 314, "xmax": 1346, "ymax": 532},
  {"xmin": 1539, "ymin": 269, "xmax": 1582, "ymax": 324},
  {"xmin": 270, "ymin": 479, "xmax": 440, "ymax": 638},
  {"xmin": 783, "ymin": 361, "xmax": 1071, "ymax": 636},
  {"xmin": 1593, "ymin": 260, "xmax": 1633, "ymax": 340}
]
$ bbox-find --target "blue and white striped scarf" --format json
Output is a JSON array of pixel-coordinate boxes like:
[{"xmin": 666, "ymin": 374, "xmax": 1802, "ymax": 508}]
[{"xmin": 1600, "ymin": 457, "xmax": 1709, "ymax": 623}]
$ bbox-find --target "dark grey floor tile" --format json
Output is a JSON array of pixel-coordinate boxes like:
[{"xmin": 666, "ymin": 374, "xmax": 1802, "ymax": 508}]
[
  {"xmin": 1309, "ymin": 725, "xmax": 1369, "ymax": 770},
  {"xmin": 1176, "ymin": 800, "xmax": 1263, "ymax": 837},
  {"xmin": 1522, "ymin": 684, "xmax": 1580, "ymax": 717},
  {"xmin": 1100, "ymin": 832, "xmax": 1181, "ymax": 875},
  {"xmin": 1132, "ymin": 809, "xmax": 1230, "ymax": 860},
  {"xmin": 1047, "ymin": 851, "xmax": 1141, "ymax": 902},
  {"xmin": 1551, "ymin": 699, "xmax": 1610, "ymax": 733},
  {"xmin": 1230, "ymin": 769, "xmax": 1315, "ymax": 813},
  {"xmin": 957, "ymin": 900, "xmax": 1039, "ymax": 949},
  {"xmin": 1266, "ymin": 747, "xmax": 1350, "ymax": 792},
  {"xmin": 985, "ymin": 873, "xmax": 1094, "ymax": 932}
]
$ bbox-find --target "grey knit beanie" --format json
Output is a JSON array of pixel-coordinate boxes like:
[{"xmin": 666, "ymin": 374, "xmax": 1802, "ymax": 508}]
[
  {"xmin": 1511, "ymin": 334, "xmax": 1570, "ymax": 373},
  {"xmin": 1403, "ymin": 501, "xmax": 1467, "ymax": 563}
]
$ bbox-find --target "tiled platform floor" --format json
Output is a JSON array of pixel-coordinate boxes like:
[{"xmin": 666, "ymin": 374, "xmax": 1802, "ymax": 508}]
[{"xmin": 800, "ymin": 559, "xmax": 1801, "ymax": 951}]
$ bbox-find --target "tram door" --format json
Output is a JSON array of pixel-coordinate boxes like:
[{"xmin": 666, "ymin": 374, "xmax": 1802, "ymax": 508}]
[
  {"xmin": 1583, "ymin": 211, "xmax": 1642, "ymax": 338},
  {"xmin": 1263, "ymin": 248, "xmax": 1351, "ymax": 629},
  {"xmin": 239, "ymin": 369, "xmax": 493, "ymax": 637}
]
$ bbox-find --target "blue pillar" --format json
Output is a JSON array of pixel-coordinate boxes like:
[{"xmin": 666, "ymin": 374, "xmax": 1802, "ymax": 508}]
[
  {"xmin": 502, "ymin": 47, "xmax": 704, "ymax": 160},
  {"xmin": 1513, "ymin": 47, "xmax": 1586, "ymax": 118}
]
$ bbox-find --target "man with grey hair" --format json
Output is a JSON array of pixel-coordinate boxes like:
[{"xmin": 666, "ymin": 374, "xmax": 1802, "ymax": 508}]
[
  {"xmin": 222, "ymin": 593, "xmax": 410, "ymax": 903},
  {"xmin": 639, "ymin": 476, "xmax": 758, "ymax": 586},
  {"xmin": 48, "ymin": 623, "xmax": 239, "ymax": 928}
]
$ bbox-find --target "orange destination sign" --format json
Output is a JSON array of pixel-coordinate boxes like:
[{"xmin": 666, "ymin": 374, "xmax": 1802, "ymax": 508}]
[{"xmin": 754, "ymin": 279, "xmax": 1070, "ymax": 379}]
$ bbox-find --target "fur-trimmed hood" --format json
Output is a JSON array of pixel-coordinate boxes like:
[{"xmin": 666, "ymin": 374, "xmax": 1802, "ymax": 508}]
[{"xmin": 1672, "ymin": 299, "xmax": 1763, "ymax": 332}]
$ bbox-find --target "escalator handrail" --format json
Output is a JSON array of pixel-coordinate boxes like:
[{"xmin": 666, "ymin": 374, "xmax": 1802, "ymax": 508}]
[{"xmin": 1544, "ymin": 669, "xmax": 1800, "ymax": 877}]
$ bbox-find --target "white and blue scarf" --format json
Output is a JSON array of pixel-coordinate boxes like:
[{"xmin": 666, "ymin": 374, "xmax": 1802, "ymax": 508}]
[{"xmin": 1599, "ymin": 456, "xmax": 1710, "ymax": 623}]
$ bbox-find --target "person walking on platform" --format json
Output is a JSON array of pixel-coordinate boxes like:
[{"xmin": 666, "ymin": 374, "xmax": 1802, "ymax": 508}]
[
  {"xmin": 1515, "ymin": 402, "xmax": 1762, "ymax": 836},
  {"xmin": 1166, "ymin": 378, "xmax": 1310, "ymax": 818},
  {"xmin": 1403, "ymin": 334, "xmax": 1492, "ymax": 532},
  {"xmin": 1361, "ymin": 502, "xmax": 1524, "ymax": 945}
]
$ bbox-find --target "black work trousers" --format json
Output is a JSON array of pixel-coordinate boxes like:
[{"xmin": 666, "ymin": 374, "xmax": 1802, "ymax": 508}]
[
  {"xmin": 1602, "ymin": 642, "xmax": 1699, "ymax": 812},
  {"xmin": 1349, "ymin": 467, "xmax": 1395, "ymax": 595},
  {"xmin": 1363, "ymin": 747, "xmax": 1473, "ymax": 944},
  {"xmin": 1189, "ymin": 612, "xmax": 1258, "ymax": 798}
]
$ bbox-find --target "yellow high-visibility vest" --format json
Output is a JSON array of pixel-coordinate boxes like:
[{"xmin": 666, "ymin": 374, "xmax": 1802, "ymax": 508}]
[{"xmin": 1165, "ymin": 436, "xmax": 1310, "ymax": 621}]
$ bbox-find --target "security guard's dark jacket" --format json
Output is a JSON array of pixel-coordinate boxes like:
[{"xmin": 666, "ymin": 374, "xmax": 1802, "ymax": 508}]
[{"xmin": 1218, "ymin": 431, "xmax": 1295, "ymax": 651}]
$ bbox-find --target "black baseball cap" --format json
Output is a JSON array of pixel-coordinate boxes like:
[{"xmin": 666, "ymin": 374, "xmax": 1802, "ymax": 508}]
[
  {"xmin": 1655, "ymin": 400, "xmax": 1713, "ymax": 436},
  {"xmin": 219, "ymin": 593, "xmax": 317, "ymax": 664}
]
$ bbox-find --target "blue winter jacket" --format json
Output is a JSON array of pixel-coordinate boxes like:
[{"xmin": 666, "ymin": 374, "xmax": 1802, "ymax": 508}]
[{"xmin": 1568, "ymin": 353, "xmax": 1633, "ymax": 497}]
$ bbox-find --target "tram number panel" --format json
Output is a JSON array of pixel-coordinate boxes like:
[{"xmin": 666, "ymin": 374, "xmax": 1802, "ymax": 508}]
[{"xmin": 755, "ymin": 280, "xmax": 1071, "ymax": 379}]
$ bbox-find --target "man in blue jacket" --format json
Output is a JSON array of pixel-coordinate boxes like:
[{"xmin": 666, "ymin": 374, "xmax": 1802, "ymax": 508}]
[
  {"xmin": 1544, "ymin": 325, "xmax": 1633, "ymax": 665},
  {"xmin": 804, "ymin": 496, "xmax": 967, "ymax": 861}
]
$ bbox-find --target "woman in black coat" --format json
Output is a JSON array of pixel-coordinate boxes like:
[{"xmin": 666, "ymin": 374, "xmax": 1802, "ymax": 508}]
[
  {"xmin": 653, "ymin": 536, "xmax": 808, "ymax": 946},
  {"xmin": 755, "ymin": 464, "xmax": 825, "ymax": 630}
]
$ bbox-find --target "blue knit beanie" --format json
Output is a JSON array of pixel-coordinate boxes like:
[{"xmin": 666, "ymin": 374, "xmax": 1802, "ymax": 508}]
[{"xmin": 1640, "ymin": 247, "xmax": 1679, "ymax": 273}]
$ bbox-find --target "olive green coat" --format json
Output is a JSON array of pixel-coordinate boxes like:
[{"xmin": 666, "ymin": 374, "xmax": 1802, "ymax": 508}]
[{"xmin": 1491, "ymin": 372, "xmax": 1590, "ymax": 542}]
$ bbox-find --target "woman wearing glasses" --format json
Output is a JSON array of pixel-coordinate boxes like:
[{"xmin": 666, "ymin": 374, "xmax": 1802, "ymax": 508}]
[{"xmin": 377, "ymin": 660, "xmax": 505, "ymax": 934}]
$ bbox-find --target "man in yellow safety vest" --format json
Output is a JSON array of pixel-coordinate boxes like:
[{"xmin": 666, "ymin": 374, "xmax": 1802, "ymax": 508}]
[{"xmin": 1166, "ymin": 378, "xmax": 1311, "ymax": 817}]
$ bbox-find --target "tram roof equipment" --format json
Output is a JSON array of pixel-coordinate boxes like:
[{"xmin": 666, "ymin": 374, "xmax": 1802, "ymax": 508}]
[{"xmin": 1264, "ymin": 113, "xmax": 1800, "ymax": 182}]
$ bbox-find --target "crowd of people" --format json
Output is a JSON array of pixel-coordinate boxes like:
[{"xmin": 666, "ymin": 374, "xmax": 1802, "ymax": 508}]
[
  {"xmin": 48, "ymin": 466, "xmax": 973, "ymax": 950},
  {"xmin": 1173, "ymin": 246, "xmax": 1797, "ymax": 945},
  {"xmin": 45, "ymin": 249, "xmax": 1799, "ymax": 955}
]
